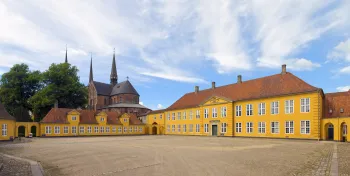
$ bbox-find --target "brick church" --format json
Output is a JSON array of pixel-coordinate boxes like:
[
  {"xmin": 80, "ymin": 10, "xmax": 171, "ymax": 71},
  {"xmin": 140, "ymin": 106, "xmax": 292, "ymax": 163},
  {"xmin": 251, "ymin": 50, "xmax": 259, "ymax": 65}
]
[{"xmin": 87, "ymin": 50, "xmax": 151, "ymax": 116}]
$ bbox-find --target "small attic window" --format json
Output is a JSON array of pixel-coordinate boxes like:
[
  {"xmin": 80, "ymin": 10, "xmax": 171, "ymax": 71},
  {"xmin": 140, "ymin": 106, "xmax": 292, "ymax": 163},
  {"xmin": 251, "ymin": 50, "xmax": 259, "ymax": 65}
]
[
  {"xmin": 340, "ymin": 108, "xmax": 344, "ymax": 113},
  {"xmin": 123, "ymin": 118, "xmax": 128, "ymax": 122},
  {"xmin": 101, "ymin": 117, "xmax": 105, "ymax": 122},
  {"xmin": 72, "ymin": 116, "xmax": 77, "ymax": 121}
]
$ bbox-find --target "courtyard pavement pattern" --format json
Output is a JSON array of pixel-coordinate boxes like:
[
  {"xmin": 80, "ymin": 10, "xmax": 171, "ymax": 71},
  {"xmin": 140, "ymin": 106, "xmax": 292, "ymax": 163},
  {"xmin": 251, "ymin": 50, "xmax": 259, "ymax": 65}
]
[{"xmin": 0, "ymin": 136, "xmax": 348, "ymax": 176}]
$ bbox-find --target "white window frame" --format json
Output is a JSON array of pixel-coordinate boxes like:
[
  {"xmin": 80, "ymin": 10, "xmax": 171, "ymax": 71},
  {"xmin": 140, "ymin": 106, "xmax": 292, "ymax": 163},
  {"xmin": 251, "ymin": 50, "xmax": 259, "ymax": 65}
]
[
  {"xmin": 45, "ymin": 126, "xmax": 52, "ymax": 134},
  {"xmin": 189, "ymin": 124, "xmax": 193, "ymax": 132},
  {"xmin": 183, "ymin": 124, "xmax": 187, "ymax": 132},
  {"xmin": 236, "ymin": 105, "xmax": 242, "ymax": 117},
  {"xmin": 72, "ymin": 126, "xmax": 77, "ymax": 134},
  {"xmin": 204, "ymin": 108, "xmax": 209, "ymax": 118},
  {"xmin": 79, "ymin": 126, "xmax": 84, "ymax": 133},
  {"xmin": 172, "ymin": 125, "xmax": 175, "ymax": 132},
  {"xmin": 64, "ymin": 126, "xmax": 69, "ymax": 134},
  {"xmin": 271, "ymin": 101, "xmax": 279, "ymax": 115},
  {"xmin": 172, "ymin": 113, "xmax": 175, "ymax": 120},
  {"xmin": 235, "ymin": 123, "xmax": 242, "ymax": 133},
  {"xmin": 183, "ymin": 111, "xmax": 186, "ymax": 120},
  {"xmin": 106, "ymin": 127, "xmax": 110, "ymax": 133},
  {"xmin": 118, "ymin": 127, "xmax": 122, "ymax": 133},
  {"xmin": 112, "ymin": 127, "xmax": 116, "ymax": 133},
  {"xmin": 301, "ymin": 98, "xmax": 310, "ymax": 113},
  {"xmin": 177, "ymin": 112, "xmax": 181, "ymax": 120},
  {"xmin": 100, "ymin": 126, "xmax": 104, "ymax": 133},
  {"xmin": 139, "ymin": 127, "xmax": 143, "ymax": 132},
  {"xmin": 221, "ymin": 123, "xmax": 227, "ymax": 133},
  {"xmin": 100, "ymin": 117, "xmax": 105, "ymax": 122},
  {"xmin": 204, "ymin": 124, "xmax": 209, "ymax": 133},
  {"xmin": 189, "ymin": 111, "xmax": 193, "ymax": 120},
  {"xmin": 246, "ymin": 122, "xmax": 253, "ymax": 133},
  {"xmin": 124, "ymin": 127, "xmax": 127, "ymax": 133},
  {"xmin": 88, "ymin": 126, "xmax": 92, "ymax": 133},
  {"xmin": 212, "ymin": 108, "xmax": 217, "ymax": 118},
  {"xmin": 221, "ymin": 107, "xmax": 227, "ymax": 117},
  {"xmin": 246, "ymin": 104, "xmax": 253, "ymax": 116},
  {"xmin": 54, "ymin": 126, "xmax": 60, "ymax": 134},
  {"xmin": 129, "ymin": 127, "xmax": 133, "ymax": 133},
  {"xmin": 285, "ymin": 121, "xmax": 294, "ymax": 134},
  {"xmin": 196, "ymin": 110, "xmax": 200, "ymax": 119},
  {"xmin": 196, "ymin": 124, "xmax": 200, "ymax": 132},
  {"xmin": 72, "ymin": 116, "xmax": 77, "ymax": 121},
  {"xmin": 258, "ymin": 122, "xmax": 266, "ymax": 134},
  {"xmin": 123, "ymin": 118, "xmax": 128, "ymax": 122},
  {"xmin": 178, "ymin": 125, "xmax": 181, "ymax": 132},
  {"xmin": 160, "ymin": 114, "xmax": 162, "ymax": 119},
  {"xmin": 94, "ymin": 126, "xmax": 99, "ymax": 133},
  {"xmin": 1, "ymin": 124, "xmax": 7, "ymax": 136},
  {"xmin": 271, "ymin": 122, "xmax": 279, "ymax": 134},
  {"xmin": 167, "ymin": 113, "xmax": 170, "ymax": 120},
  {"xmin": 258, "ymin": 103, "xmax": 266, "ymax": 115},
  {"xmin": 285, "ymin": 100, "xmax": 294, "ymax": 114},
  {"xmin": 301, "ymin": 120, "xmax": 310, "ymax": 134}
]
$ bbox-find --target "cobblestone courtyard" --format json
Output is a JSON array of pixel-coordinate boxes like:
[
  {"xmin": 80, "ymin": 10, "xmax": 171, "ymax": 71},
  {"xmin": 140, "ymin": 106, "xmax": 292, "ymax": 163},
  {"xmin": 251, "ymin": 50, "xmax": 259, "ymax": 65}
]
[{"xmin": 0, "ymin": 136, "xmax": 348, "ymax": 176}]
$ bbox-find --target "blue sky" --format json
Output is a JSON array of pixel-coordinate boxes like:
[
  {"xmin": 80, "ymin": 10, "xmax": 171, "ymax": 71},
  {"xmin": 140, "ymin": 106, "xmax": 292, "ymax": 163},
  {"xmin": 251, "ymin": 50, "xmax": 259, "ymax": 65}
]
[{"xmin": 0, "ymin": 0, "xmax": 350, "ymax": 110}]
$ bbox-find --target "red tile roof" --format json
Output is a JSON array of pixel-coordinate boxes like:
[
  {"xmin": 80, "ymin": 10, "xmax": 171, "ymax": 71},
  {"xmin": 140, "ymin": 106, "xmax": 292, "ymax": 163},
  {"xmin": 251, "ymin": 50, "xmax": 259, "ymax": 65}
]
[
  {"xmin": 41, "ymin": 108, "xmax": 71, "ymax": 123},
  {"xmin": 324, "ymin": 90, "xmax": 350, "ymax": 118},
  {"xmin": 105, "ymin": 111, "xmax": 122, "ymax": 125},
  {"xmin": 129, "ymin": 114, "xmax": 142, "ymax": 125},
  {"xmin": 167, "ymin": 72, "xmax": 320, "ymax": 110}
]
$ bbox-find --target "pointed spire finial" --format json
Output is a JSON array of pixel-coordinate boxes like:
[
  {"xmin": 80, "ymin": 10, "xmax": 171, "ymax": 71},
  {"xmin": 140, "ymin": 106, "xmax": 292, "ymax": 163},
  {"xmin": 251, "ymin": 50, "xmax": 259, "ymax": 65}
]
[
  {"xmin": 65, "ymin": 44, "xmax": 68, "ymax": 63},
  {"xmin": 110, "ymin": 48, "xmax": 118, "ymax": 85},
  {"xmin": 89, "ymin": 52, "xmax": 93, "ymax": 83}
]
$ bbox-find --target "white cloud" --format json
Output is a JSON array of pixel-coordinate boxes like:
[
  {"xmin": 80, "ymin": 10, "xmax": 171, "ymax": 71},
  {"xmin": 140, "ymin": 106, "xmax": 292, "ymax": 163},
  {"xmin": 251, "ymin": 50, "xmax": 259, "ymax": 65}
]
[
  {"xmin": 285, "ymin": 58, "xmax": 321, "ymax": 71},
  {"xmin": 336, "ymin": 86, "xmax": 350, "ymax": 92},
  {"xmin": 157, "ymin": 104, "xmax": 163, "ymax": 109},
  {"xmin": 327, "ymin": 38, "xmax": 350, "ymax": 62},
  {"xmin": 339, "ymin": 66, "xmax": 350, "ymax": 74}
]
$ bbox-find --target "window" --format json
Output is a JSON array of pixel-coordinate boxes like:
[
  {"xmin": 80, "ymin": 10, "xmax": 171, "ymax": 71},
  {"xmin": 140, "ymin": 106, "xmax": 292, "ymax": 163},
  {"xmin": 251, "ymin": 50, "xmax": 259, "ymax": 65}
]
[
  {"xmin": 167, "ymin": 113, "xmax": 170, "ymax": 120},
  {"xmin": 88, "ymin": 126, "xmax": 92, "ymax": 133},
  {"xmin": 343, "ymin": 124, "xmax": 347, "ymax": 135},
  {"xmin": 271, "ymin": 122, "xmax": 279, "ymax": 134},
  {"xmin": 196, "ymin": 124, "xmax": 200, "ymax": 132},
  {"xmin": 271, "ymin": 101, "xmax": 279, "ymax": 114},
  {"xmin": 100, "ymin": 117, "xmax": 105, "ymax": 122},
  {"xmin": 124, "ymin": 127, "xmax": 127, "ymax": 133},
  {"xmin": 204, "ymin": 108, "xmax": 209, "ymax": 118},
  {"xmin": 100, "ymin": 126, "xmax": 104, "ymax": 133},
  {"xmin": 123, "ymin": 118, "xmax": 128, "ymax": 122},
  {"xmin": 221, "ymin": 107, "xmax": 227, "ymax": 117},
  {"xmin": 172, "ymin": 125, "xmax": 175, "ymax": 132},
  {"xmin": 285, "ymin": 121, "xmax": 294, "ymax": 134},
  {"xmin": 178, "ymin": 125, "xmax": 181, "ymax": 132},
  {"xmin": 54, "ymin": 126, "xmax": 60, "ymax": 134},
  {"xmin": 301, "ymin": 98, "xmax": 310, "ymax": 113},
  {"xmin": 139, "ymin": 127, "xmax": 143, "ymax": 132},
  {"xmin": 258, "ymin": 122, "xmax": 266, "ymax": 134},
  {"xmin": 2, "ymin": 124, "xmax": 7, "ymax": 136},
  {"xmin": 204, "ymin": 124, "xmax": 209, "ymax": 133},
  {"xmin": 301, "ymin": 120, "xmax": 310, "ymax": 134},
  {"xmin": 154, "ymin": 116, "xmax": 156, "ymax": 120},
  {"xmin": 79, "ymin": 126, "xmax": 84, "ymax": 133},
  {"xmin": 112, "ymin": 127, "xmax": 116, "ymax": 133},
  {"xmin": 183, "ymin": 111, "xmax": 186, "ymax": 120},
  {"xmin": 129, "ymin": 127, "xmax": 133, "ymax": 132},
  {"xmin": 72, "ymin": 126, "xmax": 77, "ymax": 134},
  {"xmin": 94, "ymin": 126, "xmax": 99, "ymax": 133},
  {"xmin": 196, "ymin": 110, "xmax": 200, "ymax": 119},
  {"xmin": 235, "ymin": 123, "xmax": 242, "ymax": 133},
  {"xmin": 246, "ymin": 104, "xmax": 253, "ymax": 116},
  {"xmin": 118, "ymin": 127, "xmax": 122, "ymax": 133},
  {"xmin": 285, "ymin": 100, "xmax": 294, "ymax": 114},
  {"xmin": 119, "ymin": 96, "xmax": 123, "ymax": 103},
  {"xmin": 160, "ymin": 115, "xmax": 162, "ymax": 120},
  {"xmin": 172, "ymin": 113, "xmax": 175, "ymax": 120},
  {"xmin": 236, "ymin": 105, "xmax": 242, "ymax": 116},
  {"xmin": 167, "ymin": 125, "xmax": 170, "ymax": 132},
  {"xmin": 72, "ymin": 116, "xmax": 77, "ymax": 121},
  {"xmin": 246, "ymin": 122, "xmax": 253, "ymax": 133},
  {"xmin": 45, "ymin": 126, "xmax": 52, "ymax": 134},
  {"xmin": 177, "ymin": 112, "xmax": 181, "ymax": 120},
  {"xmin": 64, "ymin": 126, "xmax": 69, "ymax": 134},
  {"xmin": 221, "ymin": 123, "xmax": 227, "ymax": 133},
  {"xmin": 189, "ymin": 124, "xmax": 193, "ymax": 132},
  {"xmin": 183, "ymin": 124, "xmax": 187, "ymax": 132},
  {"xmin": 212, "ymin": 108, "xmax": 217, "ymax": 118},
  {"xmin": 106, "ymin": 127, "xmax": 110, "ymax": 133},
  {"xmin": 189, "ymin": 111, "xmax": 193, "ymax": 120},
  {"xmin": 258, "ymin": 103, "xmax": 266, "ymax": 115}
]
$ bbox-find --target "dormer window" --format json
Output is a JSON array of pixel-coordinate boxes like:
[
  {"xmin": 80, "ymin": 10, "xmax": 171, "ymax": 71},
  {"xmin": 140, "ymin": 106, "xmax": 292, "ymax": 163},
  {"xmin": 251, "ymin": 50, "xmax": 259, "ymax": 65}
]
[
  {"xmin": 101, "ymin": 117, "xmax": 105, "ymax": 122},
  {"xmin": 72, "ymin": 116, "xmax": 77, "ymax": 121},
  {"xmin": 119, "ymin": 97, "xmax": 123, "ymax": 103},
  {"xmin": 340, "ymin": 108, "xmax": 344, "ymax": 113},
  {"xmin": 123, "ymin": 118, "xmax": 127, "ymax": 122}
]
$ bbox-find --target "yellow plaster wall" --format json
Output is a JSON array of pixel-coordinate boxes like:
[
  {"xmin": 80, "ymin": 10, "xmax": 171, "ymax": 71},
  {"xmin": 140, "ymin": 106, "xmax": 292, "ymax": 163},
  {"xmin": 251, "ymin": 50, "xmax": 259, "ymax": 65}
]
[
  {"xmin": 0, "ymin": 119, "xmax": 16, "ymax": 140},
  {"xmin": 321, "ymin": 117, "xmax": 350, "ymax": 142}
]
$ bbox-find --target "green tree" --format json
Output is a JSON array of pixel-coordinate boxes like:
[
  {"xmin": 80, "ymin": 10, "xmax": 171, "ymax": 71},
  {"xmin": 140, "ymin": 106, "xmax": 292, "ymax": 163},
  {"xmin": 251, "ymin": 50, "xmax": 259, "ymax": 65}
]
[
  {"xmin": 0, "ymin": 64, "xmax": 42, "ymax": 121},
  {"xmin": 29, "ymin": 63, "xmax": 87, "ymax": 119}
]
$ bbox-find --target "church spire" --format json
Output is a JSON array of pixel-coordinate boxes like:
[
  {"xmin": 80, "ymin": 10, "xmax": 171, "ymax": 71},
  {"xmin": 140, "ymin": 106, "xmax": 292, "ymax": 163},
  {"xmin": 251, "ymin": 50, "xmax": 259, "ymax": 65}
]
[
  {"xmin": 110, "ymin": 48, "xmax": 118, "ymax": 85},
  {"xmin": 65, "ymin": 45, "xmax": 68, "ymax": 63},
  {"xmin": 89, "ymin": 53, "xmax": 93, "ymax": 83}
]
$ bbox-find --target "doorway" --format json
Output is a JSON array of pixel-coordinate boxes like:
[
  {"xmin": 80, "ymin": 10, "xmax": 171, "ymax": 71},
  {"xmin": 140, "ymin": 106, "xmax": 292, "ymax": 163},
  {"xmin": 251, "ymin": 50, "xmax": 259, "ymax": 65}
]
[
  {"xmin": 18, "ymin": 126, "xmax": 26, "ymax": 137},
  {"xmin": 341, "ymin": 123, "xmax": 347, "ymax": 142},
  {"xmin": 327, "ymin": 124, "xmax": 334, "ymax": 140},
  {"xmin": 212, "ymin": 125, "xmax": 218, "ymax": 136},
  {"xmin": 31, "ymin": 126, "xmax": 37, "ymax": 137},
  {"xmin": 152, "ymin": 126, "xmax": 157, "ymax": 135}
]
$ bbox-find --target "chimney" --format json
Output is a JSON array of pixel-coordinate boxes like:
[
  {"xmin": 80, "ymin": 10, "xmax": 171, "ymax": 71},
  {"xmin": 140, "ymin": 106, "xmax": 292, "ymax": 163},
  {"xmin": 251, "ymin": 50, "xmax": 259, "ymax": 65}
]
[
  {"xmin": 195, "ymin": 86, "xmax": 199, "ymax": 93},
  {"xmin": 211, "ymin": 82, "xmax": 216, "ymax": 89},
  {"xmin": 237, "ymin": 75, "xmax": 242, "ymax": 83},
  {"xmin": 282, "ymin": 64, "xmax": 287, "ymax": 74},
  {"xmin": 54, "ymin": 100, "xmax": 58, "ymax": 109}
]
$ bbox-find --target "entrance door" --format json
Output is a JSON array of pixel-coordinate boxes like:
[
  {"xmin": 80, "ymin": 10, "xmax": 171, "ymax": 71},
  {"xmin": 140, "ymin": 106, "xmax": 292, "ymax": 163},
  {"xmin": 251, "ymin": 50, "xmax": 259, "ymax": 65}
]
[
  {"xmin": 212, "ymin": 125, "xmax": 218, "ymax": 136},
  {"xmin": 152, "ymin": 126, "xmax": 157, "ymax": 135},
  {"xmin": 18, "ymin": 126, "xmax": 25, "ymax": 137},
  {"xmin": 328, "ymin": 125, "xmax": 334, "ymax": 140},
  {"xmin": 31, "ymin": 126, "xmax": 37, "ymax": 137}
]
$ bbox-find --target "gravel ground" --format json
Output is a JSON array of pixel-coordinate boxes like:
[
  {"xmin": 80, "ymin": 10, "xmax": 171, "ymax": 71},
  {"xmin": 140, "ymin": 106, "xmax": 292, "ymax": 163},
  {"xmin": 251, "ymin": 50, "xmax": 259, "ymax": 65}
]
[
  {"xmin": 0, "ymin": 136, "xmax": 337, "ymax": 176},
  {"xmin": 0, "ymin": 154, "xmax": 31, "ymax": 176},
  {"xmin": 338, "ymin": 143, "xmax": 350, "ymax": 176}
]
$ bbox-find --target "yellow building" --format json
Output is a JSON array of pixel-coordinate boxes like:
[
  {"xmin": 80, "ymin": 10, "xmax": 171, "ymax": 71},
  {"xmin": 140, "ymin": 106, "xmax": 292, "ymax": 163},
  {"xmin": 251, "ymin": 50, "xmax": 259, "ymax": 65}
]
[
  {"xmin": 0, "ymin": 103, "xmax": 16, "ymax": 140},
  {"xmin": 146, "ymin": 65, "xmax": 349, "ymax": 141}
]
